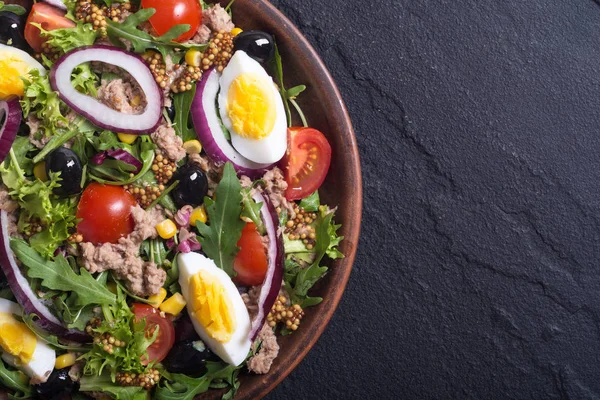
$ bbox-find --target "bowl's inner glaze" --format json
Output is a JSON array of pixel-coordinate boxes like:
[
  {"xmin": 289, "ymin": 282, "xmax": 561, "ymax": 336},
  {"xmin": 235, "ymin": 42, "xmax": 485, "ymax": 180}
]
[{"xmin": 203, "ymin": 1, "xmax": 362, "ymax": 399}]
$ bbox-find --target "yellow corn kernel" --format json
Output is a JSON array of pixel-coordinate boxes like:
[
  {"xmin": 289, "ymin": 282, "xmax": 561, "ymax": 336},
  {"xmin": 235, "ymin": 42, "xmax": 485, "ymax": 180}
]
[
  {"xmin": 185, "ymin": 49, "xmax": 203, "ymax": 67},
  {"xmin": 231, "ymin": 27, "xmax": 243, "ymax": 37},
  {"xmin": 147, "ymin": 288, "xmax": 168, "ymax": 308},
  {"xmin": 107, "ymin": 282, "xmax": 118, "ymax": 295},
  {"xmin": 118, "ymin": 133, "xmax": 138, "ymax": 145},
  {"xmin": 156, "ymin": 219, "xmax": 177, "ymax": 239},
  {"xmin": 130, "ymin": 95, "xmax": 141, "ymax": 107},
  {"xmin": 33, "ymin": 162, "xmax": 47, "ymax": 182},
  {"xmin": 55, "ymin": 353, "xmax": 77, "ymax": 369},
  {"xmin": 159, "ymin": 293, "xmax": 187, "ymax": 316},
  {"xmin": 182, "ymin": 140, "xmax": 202, "ymax": 155},
  {"xmin": 190, "ymin": 206, "xmax": 207, "ymax": 226}
]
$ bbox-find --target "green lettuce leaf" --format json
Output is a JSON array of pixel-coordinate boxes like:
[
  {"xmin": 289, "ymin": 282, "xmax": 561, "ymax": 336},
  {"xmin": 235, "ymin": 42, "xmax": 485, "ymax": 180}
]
[
  {"xmin": 154, "ymin": 362, "xmax": 240, "ymax": 400},
  {"xmin": 195, "ymin": 162, "xmax": 245, "ymax": 277},
  {"xmin": 79, "ymin": 373, "xmax": 146, "ymax": 400},
  {"xmin": 0, "ymin": 358, "xmax": 31, "ymax": 399},
  {"xmin": 172, "ymin": 85, "xmax": 197, "ymax": 142}
]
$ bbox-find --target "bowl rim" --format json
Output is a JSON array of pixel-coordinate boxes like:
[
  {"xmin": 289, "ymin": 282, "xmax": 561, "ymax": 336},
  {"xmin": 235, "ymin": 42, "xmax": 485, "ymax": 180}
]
[{"xmin": 231, "ymin": 0, "xmax": 363, "ymax": 398}]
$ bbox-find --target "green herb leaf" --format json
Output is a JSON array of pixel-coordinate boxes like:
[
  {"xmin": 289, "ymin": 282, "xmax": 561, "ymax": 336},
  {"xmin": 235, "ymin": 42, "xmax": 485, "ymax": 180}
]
[
  {"xmin": 0, "ymin": 1, "xmax": 26, "ymax": 15},
  {"xmin": 22, "ymin": 313, "xmax": 91, "ymax": 351},
  {"xmin": 11, "ymin": 238, "xmax": 116, "ymax": 307},
  {"xmin": 154, "ymin": 362, "xmax": 240, "ymax": 400},
  {"xmin": 240, "ymin": 188, "xmax": 265, "ymax": 234},
  {"xmin": 298, "ymin": 191, "xmax": 320, "ymax": 212},
  {"xmin": 106, "ymin": 9, "xmax": 206, "ymax": 61},
  {"xmin": 195, "ymin": 162, "xmax": 244, "ymax": 276},
  {"xmin": 89, "ymin": 137, "xmax": 156, "ymax": 185},
  {"xmin": 0, "ymin": 358, "xmax": 31, "ymax": 399},
  {"xmin": 173, "ymin": 85, "xmax": 197, "ymax": 142},
  {"xmin": 79, "ymin": 373, "xmax": 146, "ymax": 400}
]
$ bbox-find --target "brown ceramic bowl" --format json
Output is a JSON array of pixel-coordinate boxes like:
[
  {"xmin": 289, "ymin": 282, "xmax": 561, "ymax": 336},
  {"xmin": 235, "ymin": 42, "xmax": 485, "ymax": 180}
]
[{"xmin": 203, "ymin": 0, "xmax": 362, "ymax": 399}]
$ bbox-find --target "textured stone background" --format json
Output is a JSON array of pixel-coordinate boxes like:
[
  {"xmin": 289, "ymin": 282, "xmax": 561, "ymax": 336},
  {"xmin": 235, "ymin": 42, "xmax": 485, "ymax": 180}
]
[{"xmin": 267, "ymin": 0, "xmax": 600, "ymax": 399}]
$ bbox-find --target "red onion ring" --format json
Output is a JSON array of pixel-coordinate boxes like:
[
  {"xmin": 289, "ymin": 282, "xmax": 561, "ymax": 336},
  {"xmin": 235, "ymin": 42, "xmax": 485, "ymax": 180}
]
[
  {"xmin": 0, "ymin": 97, "xmax": 22, "ymax": 164},
  {"xmin": 0, "ymin": 211, "xmax": 89, "ymax": 342},
  {"xmin": 42, "ymin": 0, "xmax": 66, "ymax": 10},
  {"xmin": 248, "ymin": 192, "xmax": 284, "ymax": 341},
  {"xmin": 191, "ymin": 67, "xmax": 273, "ymax": 179},
  {"xmin": 50, "ymin": 45, "xmax": 163, "ymax": 134}
]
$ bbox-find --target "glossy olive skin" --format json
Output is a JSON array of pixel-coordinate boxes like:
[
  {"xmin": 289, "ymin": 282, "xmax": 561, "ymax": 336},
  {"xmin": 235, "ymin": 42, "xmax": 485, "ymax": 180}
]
[
  {"xmin": 169, "ymin": 164, "xmax": 208, "ymax": 208},
  {"xmin": 0, "ymin": 11, "xmax": 31, "ymax": 51},
  {"xmin": 162, "ymin": 340, "xmax": 221, "ymax": 376},
  {"xmin": 45, "ymin": 147, "xmax": 83, "ymax": 196},
  {"xmin": 166, "ymin": 103, "xmax": 176, "ymax": 122},
  {"xmin": 33, "ymin": 368, "xmax": 79, "ymax": 400},
  {"xmin": 233, "ymin": 30, "xmax": 275, "ymax": 63}
]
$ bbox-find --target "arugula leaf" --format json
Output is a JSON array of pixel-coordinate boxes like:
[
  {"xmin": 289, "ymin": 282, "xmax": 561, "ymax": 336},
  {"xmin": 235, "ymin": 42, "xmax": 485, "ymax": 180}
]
[
  {"xmin": 195, "ymin": 163, "xmax": 244, "ymax": 276},
  {"xmin": 173, "ymin": 85, "xmax": 197, "ymax": 142},
  {"xmin": 106, "ymin": 9, "xmax": 206, "ymax": 61},
  {"xmin": 240, "ymin": 188, "xmax": 265, "ymax": 234},
  {"xmin": 22, "ymin": 313, "xmax": 91, "ymax": 351},
  {"xmin": 154, "ymin": 362, "xmax": 240, "ymax": 400},
  {"xmin": 89, "ymin": 137, "xmax": 156, "ymax": 186},
  {"xmin": 0, "ymin": 358, "xmax": 30, "ymax": 399},
  {"xmin": 32, "ymin": 116, "xmax": 95, "ymax": 164},
  {"xmin": 298, "ymin": 191, "xmax": 320, "ymax": 212},
  {"xmin": 80, "ymin": 373, "xmax": 146, "ymax": 400},
  {"xmin": 0, "ymin": 1, "xmax": 26, "ymax": 15},
  {"xmin": 11, "ymin": 238, "xmax": 116, "ymax": 307}
]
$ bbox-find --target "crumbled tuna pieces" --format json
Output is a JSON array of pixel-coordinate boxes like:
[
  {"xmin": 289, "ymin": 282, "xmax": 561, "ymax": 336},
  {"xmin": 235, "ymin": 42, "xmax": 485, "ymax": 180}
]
[
  {"xmin": 151, "ymin": 122, "xmax": 186, "ymax": 162},
  {"xmin": 241, "ymin": 286, "xmax": 261, "ymax": 320},
  {"xmin": 188, "ymin": 154, "xmax": 224, "ymax": 196},
  {"xmin": 79, "ymin": 205, "xmax": 167, "ymax": 296},
  {"xmin": 262, "ymin": 168, "xmax": 296, "ymax": 219},
  {"xmin": 0, "ymin": 186, "xmax": 19, "ymax": 237},
  {"xmin": 190, "ymin": 24, "xmax": 211, "ymax": 44},
  {"xmin": 247, "ymin": 324, "xmax": 279, "ymax": 375},
  {"xmin": 98, "ymin": 78, "xmax": 146, "ymax": 114},
  {"xmin": 202, "ymin": 4, "xmax": 235, "ymax": 32},
  {"xmin": 26, "ymin": 115, "xmax": 47, "ymax": 149}
]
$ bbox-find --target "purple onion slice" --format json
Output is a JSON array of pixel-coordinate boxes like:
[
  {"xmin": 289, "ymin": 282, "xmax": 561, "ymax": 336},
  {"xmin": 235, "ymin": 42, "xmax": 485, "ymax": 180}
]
[
  {"xmin": 50, "ymin": 45, "xmax": 163, "ymax": 134},
  {"xmin": 248, "ymin": 192, "xmax": 284, "ymax": 342},
  {"xmin": 106, "ymin": 149, "xmax": 143, "ymax": 173},
  {"xmin": 0, "ymin": 211, "xmax": 89, "ymax": 342},
  {"xmin": 42, "ymin": 0, "xmax": 66, "ymax": 10},
  {"xmin": 191, "ymin": 67, "xmax": 273, "ymax": 179},
  {"xmin": 0, "ymin": 97, "xmax": 22, "ymax": 164}
]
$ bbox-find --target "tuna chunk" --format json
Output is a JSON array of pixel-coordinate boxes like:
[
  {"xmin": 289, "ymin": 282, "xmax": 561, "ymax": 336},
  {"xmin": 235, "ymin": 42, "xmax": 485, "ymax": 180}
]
[
  {"xmin": 202, "ymin": 4, "xmax": 234, "ymax": 32},
  {"xmin": 0, "ymin": 186, "xmax": 19, "ymax": 237},
  {"xmin": 79, "ymin": 205, "xmax": 167, "ymax": 296},
  {"xmin": 190, "ymin": 24, "xmax": 211, "ymax": 44},
  {"xmin": 98, "ymin": 77, "xmax": 146, "ymax": 114},
  {"xmin": 151, "ymin": 122, "xmax": 186, "ymax": 162},
  {"xmin": 262, "ymin": 168, "xmax": 296, "ymax": 219},
  {"xmin": 247, "ymin": 324, "xmax": 279, "ymax": 374}
]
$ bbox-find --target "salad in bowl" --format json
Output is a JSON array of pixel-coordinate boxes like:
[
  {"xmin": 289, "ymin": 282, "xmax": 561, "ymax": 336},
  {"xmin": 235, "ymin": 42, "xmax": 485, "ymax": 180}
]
[{"xmin": 0, "ymin": 0, "xmax": 345, "ymax": 398}]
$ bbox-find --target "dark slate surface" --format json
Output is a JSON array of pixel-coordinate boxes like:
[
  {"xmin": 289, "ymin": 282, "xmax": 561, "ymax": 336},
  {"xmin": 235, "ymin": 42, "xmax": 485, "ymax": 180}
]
[{"xmin": 266, "ymin": 0, "xmax": 600, "ymax": 399}]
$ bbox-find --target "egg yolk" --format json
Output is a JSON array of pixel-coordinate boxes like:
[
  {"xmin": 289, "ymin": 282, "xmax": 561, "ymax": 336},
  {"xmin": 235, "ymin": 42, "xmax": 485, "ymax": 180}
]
[
  {"xmin": 0, "ymin": 313, "xmax": 37, "ymax": 364},
  {"xmin": 0, "ymin": 54, "xmax": 32, "ymax": 99},
  {"xmin": 226, "ymin": 73, "xmax": 276, "ymax": 140},
  {"xmin": 189, "ymin": 270, "xmax": 236, "ymax": 343}
]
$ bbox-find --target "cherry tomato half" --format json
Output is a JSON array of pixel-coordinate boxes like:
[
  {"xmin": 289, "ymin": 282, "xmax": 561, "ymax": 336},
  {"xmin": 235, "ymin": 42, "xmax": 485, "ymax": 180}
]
[
  {"xmin": 132, "ymin": 303, "xmax": 175, "ymax": 364},
  {"xmin": 76, "ymin": 183, "xmax": 137, "ymax": 245},
  {"xmin": 24, "ymin": 3, "xmax": 75, "ymax": 53},
  {"xmin": 280, "ymin": 127, "xmax": 332, "ymax": 201},
  {"xmin": 233, "ymin": 223, "xmax": 269, "ymax": 286},
  {"xmin": 140, "ymin": 0, "xmax": 201, "ymax": 42}
]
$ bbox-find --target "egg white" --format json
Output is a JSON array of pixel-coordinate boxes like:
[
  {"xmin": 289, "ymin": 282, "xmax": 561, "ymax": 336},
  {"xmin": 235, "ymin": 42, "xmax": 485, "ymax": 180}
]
[
  {"xmin": 218, "ymin": 50, "xmax": 287, "ymax": 165},
  {"xmin": 0, "ymin": 43, "xmax": 46, "ymax": 76},
  {"xmin": 178, "ymin": 252, "xmax": 252, "ymax": 366},
  {"xmin": 0, "ymin": 298, "xmax": 55, "ymax": 383}
]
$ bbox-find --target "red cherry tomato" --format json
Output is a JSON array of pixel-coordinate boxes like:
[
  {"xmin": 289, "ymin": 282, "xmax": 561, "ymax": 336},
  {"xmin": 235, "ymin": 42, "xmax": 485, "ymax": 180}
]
[
  {"xmin": 132, "ymin": 303, "xmax": 175, "ymax": 364},
  {"xmin": 233, "ymin": 223, "xmax": 269, "ymax": 286},
  {"xmin": 280, "ymin": 127, "xmax": 332, "ymax": 201},
  {"xmin": 140, "ymin": 0, "xmax": 201, "ymax": 42},
  {"xmin": 76, "ymin": 183, "xmax": 137, "ymax": 245},
  {"xmin": 24, "ymin": 3, "xmax": 75, "ymax": 53}
]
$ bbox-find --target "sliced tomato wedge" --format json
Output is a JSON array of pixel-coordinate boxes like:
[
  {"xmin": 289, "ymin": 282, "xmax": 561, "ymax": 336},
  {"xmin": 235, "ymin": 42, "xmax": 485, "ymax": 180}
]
[
  {"xmin": 280, "ymin": 127, "xmax": 332, "ymax": 201},
  {"xmin": 132, "ymin": 303, "xmax": 175, "ymax": 364},
  {"xmin": 24, "ymin": 3, "xmax": 75, "ymax": 53},
  {"xmin": 233, "ymin": 222, "xmax": 269, "ymax": 286}
]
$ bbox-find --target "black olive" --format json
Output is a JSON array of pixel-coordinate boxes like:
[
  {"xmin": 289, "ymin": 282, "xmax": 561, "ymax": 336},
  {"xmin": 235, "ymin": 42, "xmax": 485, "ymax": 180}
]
[
  {"xmin": 0, "ymin": 11, "xmax": 31, "ymax": 52},
  {"xmin": 169, "ymin": 164, "xmax": 208, "ymax": 208},
  {"xmin": 166, "ymin": 103, "xmax": 176, "ymax": 122},
  {"xmin": 45, "ymin": 147, "xmax": 83, "ymax": 197},
  {"xmin": 32, "ymin": 368, "xmax": 79, "ymax": 400},
  {"xmin": 162, "ymin": 340, "xmax": 221, "ymax": 376},
  {"xmin": 233, "ymin": 30, "xmax": 275, "ymax": 64}
]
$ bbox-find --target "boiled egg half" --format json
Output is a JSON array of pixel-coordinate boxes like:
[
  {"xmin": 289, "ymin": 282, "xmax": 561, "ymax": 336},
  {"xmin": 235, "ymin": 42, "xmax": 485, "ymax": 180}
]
[
  {"xmin": 218, "ymin": 50, "xmax": 287, "ymax": 164},
  {"xmin": 0, "ymin": 298, "xmax": 55, "ymax": 383},
  {"xmin": 178, "ymin": 252, "xmax": 251, "ymax": 366},
  {"xmin": 0, "ymin": 44, "xmax": 46, "ymax": 99}
]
